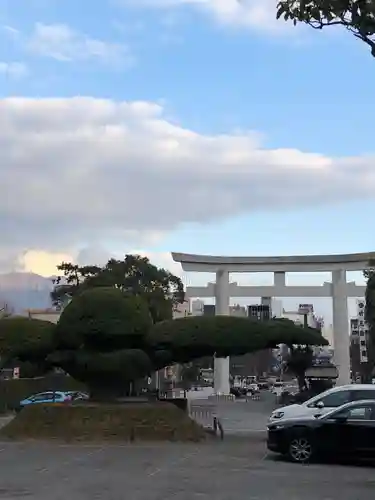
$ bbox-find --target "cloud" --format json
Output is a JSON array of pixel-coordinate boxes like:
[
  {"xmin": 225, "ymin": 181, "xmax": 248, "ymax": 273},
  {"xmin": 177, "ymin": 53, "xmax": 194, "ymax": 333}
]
[
  {"xmin": 1, "ymin": 25, "xmax": 21, "ymax": 39},
  {"xmin": 123, "ymin": 0, "xmax": 286, "ymax": 32},
  {"xmin": 0, "ymin": 96, "xmax": 374, "ymax": 268},
  {"xmin": 17, "ymin": 250, "xmax": 73, "ymax": 277},
  {"xmin": 76, "ymin": 247, "xmax": 115, "ymax": 267},
  {"xmin": 0, "ymin": 61, "xmax": 28, "ymax": 78},
  {"xmin": 128, "ymin": 249, "xmax": 183, "ymax": 276},
  {"xmin": 11, "ymin": 246, "xmax": 183, "ymax": 280},
  {"xmin": 27, "ymin": 23, "xmax": 133, "ymax": 66}
]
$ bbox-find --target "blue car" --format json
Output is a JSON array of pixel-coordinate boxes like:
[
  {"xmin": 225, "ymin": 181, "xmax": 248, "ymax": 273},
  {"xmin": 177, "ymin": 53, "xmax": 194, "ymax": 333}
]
[
  {"xmin": 17, "ymin": 391, "xmax": 75, "ymax": 412},
  {"xmin": 65, "ymin": 391, "xmax": 89, "ymax": 401}
]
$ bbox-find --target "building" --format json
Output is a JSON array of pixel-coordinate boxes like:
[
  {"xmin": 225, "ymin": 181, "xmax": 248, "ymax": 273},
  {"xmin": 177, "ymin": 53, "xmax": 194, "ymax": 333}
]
[
  {"xmin": 203, "ymin": 304, "xmax": 215, "ymax": 316},
  {"xmin": 271, "ymin": 299, "xmax": 283, "ymax": 318},
  {"xmin": 191, "ymin": 299, "xmax": 204, "ymax": 316},
  {"xmin": 233, "ymin": 301, "xmax": 273, "ymax": 377},
  {"xmin": 24, "ymin": 308, "xmax": 61, "ymax": 324},
  {"xmin": 173, "ymin": 300, "xmax": 190, "ymax": 318},
  {"xmin": 282, "ymin": 303, "xmax": 321, "ymax": 329},
  {"xmin": 322, "ymin": 323, "xmax": 334, "ymax": 346},
  {"xmin": 248, "ymin": 304, "xmax": 271, "ymax": 321},
  {"xmin": 230, "ymin": 304, "xmax": 247, "ymax": 317}
]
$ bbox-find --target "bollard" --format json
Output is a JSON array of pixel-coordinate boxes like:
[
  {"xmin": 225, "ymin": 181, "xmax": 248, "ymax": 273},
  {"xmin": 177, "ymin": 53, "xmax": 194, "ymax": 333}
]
[
  {"xmin": 171, "ymin": 428, "xmax": 177, "ymax": 441},
  {"xmin": 130, "ymin": 427, "xmax": 135, "ymax": 442},
  {"xmin": 217, "ymin": 419, "xmax": 224, "ymax": 440},
  {"xmin": 213, "ymin": 416, "xmax": 218, "ymax": 434}
]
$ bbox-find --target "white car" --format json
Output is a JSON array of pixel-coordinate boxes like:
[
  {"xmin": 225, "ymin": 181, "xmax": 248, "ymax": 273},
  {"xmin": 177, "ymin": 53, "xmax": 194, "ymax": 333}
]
[
  {"xmin": 271, "ymin": 382, "xmax": 285, "ymax": 396},
  {"xmin": 269, "ymin": 384, "xmax": 375, "ymax": 422},
  {"xmin": 248, "ymin": 383, "xmax": 259, "ymax": 393}
]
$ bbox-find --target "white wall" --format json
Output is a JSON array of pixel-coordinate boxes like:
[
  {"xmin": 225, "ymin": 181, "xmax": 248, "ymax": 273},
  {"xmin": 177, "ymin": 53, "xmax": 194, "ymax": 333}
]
[
  {"xmin": 191, "ymin": 299, "xmax": 204, "ymax": 316},
  {"xmin": 173, "ymin": 300, "xmax": 190, "ymax": 318},
  {"xmin": 271, "ymin": 299, "xmax": 283, "ymax": 318},
  {"xmin": 25, "ymin": 310, "xmax": 61, "ymax": 324}
]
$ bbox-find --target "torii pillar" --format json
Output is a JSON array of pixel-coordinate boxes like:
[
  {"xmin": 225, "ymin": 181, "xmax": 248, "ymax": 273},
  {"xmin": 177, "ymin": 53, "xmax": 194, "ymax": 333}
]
[{"xmin": 214, "ymin": 269, "xmax": 231, "ymax": 394}]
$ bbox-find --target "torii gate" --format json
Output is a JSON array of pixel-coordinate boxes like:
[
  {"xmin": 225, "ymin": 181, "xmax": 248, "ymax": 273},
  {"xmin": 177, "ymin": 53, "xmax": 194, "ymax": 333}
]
[{"xmin": 172, "ymin": 251, "xmax": 372, "ymax": 394}]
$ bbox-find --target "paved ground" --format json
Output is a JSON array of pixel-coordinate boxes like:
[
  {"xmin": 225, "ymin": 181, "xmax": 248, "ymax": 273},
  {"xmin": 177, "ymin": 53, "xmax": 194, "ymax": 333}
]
[
  {"xmin": 190, "ymin": 392, "xmax": 277, "ymax": 433},
  {"xmin": 0, "ymin": 436, "xmax": 374, "ymax": 499},
  {"xmin": 0, "ymin": 396, "xmax": 374, "ymax": 499}
]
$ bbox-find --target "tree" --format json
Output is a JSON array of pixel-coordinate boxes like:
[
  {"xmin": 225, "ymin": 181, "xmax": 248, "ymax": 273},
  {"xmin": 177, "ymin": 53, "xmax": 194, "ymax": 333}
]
[
  {"xmin": 0, "ymin": 302, "xmax": 14, "ymax": 318},
  {"xmin": 276, "ymin": 1, "xmax": 375, "ymax": 56},
  {"xmin": 51, "ymin": 255, "xmax": 185, "ymax": 323},
  {"xmin": 285, "ymin": 345, "xmax": 314, "ymax": 391},
  {"xmin": 51, "ymin": 262, "xmax": 101, "ymax": 308},
  {"xmin": 17, "ymin": 288, "xmax": 328, "ymax": 399},
  {"xmin": 147, "ymin": 316, "xmax": 328, "ymax": 366},
  {"xmin": 49, "ymin": 288, "xmax": 154, "ymax": 399},
  {"xmin": 363, "ymin": 262, "xmax": 375, "ymax": 381},
  {"xmin": 0, "ymin": 317, "xmax": 56, "ymax": 374},
  {"xmin": 180, "ymin": 363, "xmax": 202, "ymax": 389}
]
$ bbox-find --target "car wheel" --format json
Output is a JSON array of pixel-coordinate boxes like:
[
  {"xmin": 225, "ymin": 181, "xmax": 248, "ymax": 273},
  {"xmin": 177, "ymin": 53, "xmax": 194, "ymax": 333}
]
[{"xmin": 288, "ymin": 435, "xmax": 313, "ymax": 464}]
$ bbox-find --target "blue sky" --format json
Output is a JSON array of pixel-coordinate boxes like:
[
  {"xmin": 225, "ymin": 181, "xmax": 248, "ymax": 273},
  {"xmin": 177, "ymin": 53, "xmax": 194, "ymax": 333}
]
[{"xmin": 0, "ymin": 0, "xmax": 374, "ymax": 319}]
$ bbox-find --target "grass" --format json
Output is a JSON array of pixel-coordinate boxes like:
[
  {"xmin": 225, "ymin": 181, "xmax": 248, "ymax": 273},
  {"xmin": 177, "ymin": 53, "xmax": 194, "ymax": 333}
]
[{"xmin": 0, "ymin": 402, "xmax": 206, "ymax": 443}]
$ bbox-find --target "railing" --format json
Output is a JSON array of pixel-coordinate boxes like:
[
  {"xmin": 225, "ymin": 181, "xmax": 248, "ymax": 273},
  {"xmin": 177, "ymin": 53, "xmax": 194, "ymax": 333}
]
[
  {"xmin": 189, "ymin": 403, "xmax": 224, "ymax": 439},
  {"xmin": 157, "ymin": 389, "xmax": 225, "ymax": 438},
  {"xmin": 208, "ymin": 393, "xmax": 235, "ymax": 402},
  {"xmin": 158, "ymin": 389, "xmax": 187, "ymax": 399}
]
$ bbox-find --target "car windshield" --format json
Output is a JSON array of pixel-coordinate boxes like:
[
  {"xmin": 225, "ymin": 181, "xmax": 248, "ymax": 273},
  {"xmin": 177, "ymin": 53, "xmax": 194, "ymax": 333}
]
[
  {"xmin": 304, "ymin": 390, "xmax": 334, "ymax": 406},
  {"xmin": 318, "ymin": 402, "xmax": 373, "ymax": 420},
  {"xmin": 317, "ymin": 408, "xmax": 340, "ymax": 419}
]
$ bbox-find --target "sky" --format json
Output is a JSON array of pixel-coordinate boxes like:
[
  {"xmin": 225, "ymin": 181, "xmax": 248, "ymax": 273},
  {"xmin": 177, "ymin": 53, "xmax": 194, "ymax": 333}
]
[{"xmin": 1, "ymin": 0, "xmax": 374, "ymax": 320}]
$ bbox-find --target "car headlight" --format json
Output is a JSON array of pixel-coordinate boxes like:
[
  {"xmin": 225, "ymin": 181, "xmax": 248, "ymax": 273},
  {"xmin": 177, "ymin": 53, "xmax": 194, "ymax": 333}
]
[
  {"xmin": 268, "ymin": 424, "xmax": 285, "ymax": 431},
  {"xmin": 270, "ymin": 411, "xmax": 284, "ymax": 420}
]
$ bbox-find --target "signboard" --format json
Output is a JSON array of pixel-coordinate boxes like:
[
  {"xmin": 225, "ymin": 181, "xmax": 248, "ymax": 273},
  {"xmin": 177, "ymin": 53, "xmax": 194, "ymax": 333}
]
[
  {"xmin": 298, "ymin": 304, "xmax": 314, "ymax": 314},
  {"xmin": 13, "ymin": 367, "xmax": 20, "ymax": 379},
  {"xmin": 305, "ymin": 365, "xmax": 338, "ymax": 379}
]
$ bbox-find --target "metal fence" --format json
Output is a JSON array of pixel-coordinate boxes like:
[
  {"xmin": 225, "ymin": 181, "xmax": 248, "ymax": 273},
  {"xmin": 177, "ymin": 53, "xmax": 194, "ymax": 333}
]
[
  {"xmin": 189, "ymin": 401, "xmax": 224, "ymax": 439},
  {"xmin": 208, "ymin": 394, "xmax": 235, "ymax": 402}
]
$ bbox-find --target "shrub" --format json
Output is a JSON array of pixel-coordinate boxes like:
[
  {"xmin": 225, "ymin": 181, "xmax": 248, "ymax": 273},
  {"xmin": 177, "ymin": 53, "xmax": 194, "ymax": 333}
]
[
  {"xmin": 148, "ymin": 315, "xmax": 328, "ymax": 363},
  {"xmin": 0, "ymin": 316, "xmax": 55, "ymax": 362}
]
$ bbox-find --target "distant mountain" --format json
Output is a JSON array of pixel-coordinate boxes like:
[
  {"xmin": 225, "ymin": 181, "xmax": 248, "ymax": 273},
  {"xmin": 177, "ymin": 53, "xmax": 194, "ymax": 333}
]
[
  {"xmin": 0, "ymin": 272, "xmax": 54, "ymax": 313},
  {"xmin": 0, "ymin": 272, "xmax": 53, "ymax": 290}
]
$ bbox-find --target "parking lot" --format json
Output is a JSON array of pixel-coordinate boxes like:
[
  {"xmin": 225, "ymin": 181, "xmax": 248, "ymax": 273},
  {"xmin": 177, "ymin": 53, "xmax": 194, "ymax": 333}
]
[
  {"xmin": 0, "ymin": 395, "xmax": 374, "ymax": 499},
  {"xmin": 0, "ymin": 435, "xmax": 374, "ymax": 500}
]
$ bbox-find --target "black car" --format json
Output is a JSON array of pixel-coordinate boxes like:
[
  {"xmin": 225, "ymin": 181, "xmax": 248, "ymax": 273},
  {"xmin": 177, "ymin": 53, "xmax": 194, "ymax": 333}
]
[{"xmin": 267, "ymin": 399, "xmax": 375, "ymax": 464}]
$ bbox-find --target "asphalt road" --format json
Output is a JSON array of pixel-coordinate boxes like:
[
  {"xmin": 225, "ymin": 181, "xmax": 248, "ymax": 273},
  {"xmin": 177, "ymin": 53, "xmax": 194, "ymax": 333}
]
[
  {"xmin": 0, "ymin": 436, "xmax": 373, "ymax": 499},
  {"xmin": 190, "ymin": 392, "xmax": 277, "ymax": 433}
]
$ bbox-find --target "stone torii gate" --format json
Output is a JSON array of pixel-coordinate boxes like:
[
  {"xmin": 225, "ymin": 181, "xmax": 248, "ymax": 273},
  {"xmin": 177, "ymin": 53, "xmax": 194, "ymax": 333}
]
[{"xmin": 172, "ymin": 251, "xmax": 371, "ymax": 394}]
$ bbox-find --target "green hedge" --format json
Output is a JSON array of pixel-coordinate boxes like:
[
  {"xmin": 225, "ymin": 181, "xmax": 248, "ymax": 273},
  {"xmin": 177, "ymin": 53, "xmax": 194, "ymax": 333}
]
[{"xmin": 0, "ymin": 374, "xmax": 85, "ymax": 413}]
